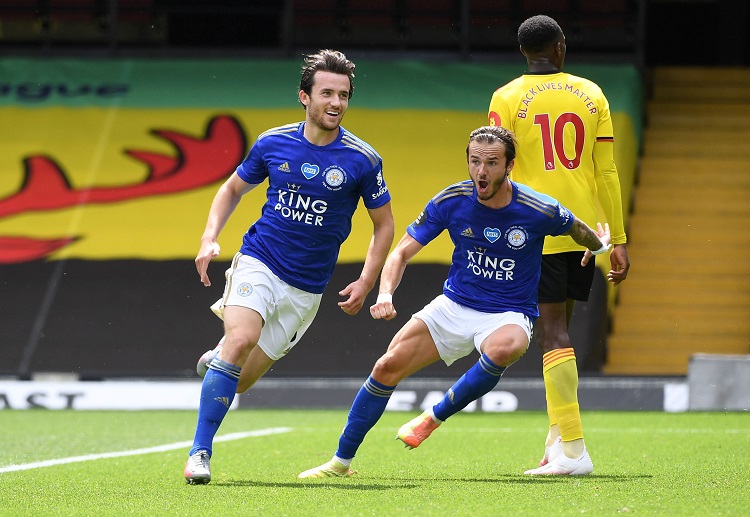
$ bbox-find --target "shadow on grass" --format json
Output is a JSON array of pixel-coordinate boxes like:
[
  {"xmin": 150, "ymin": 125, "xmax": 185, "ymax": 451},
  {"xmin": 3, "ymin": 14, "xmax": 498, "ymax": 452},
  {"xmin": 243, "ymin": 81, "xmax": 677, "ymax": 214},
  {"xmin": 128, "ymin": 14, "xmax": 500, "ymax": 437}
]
[
  {"xmin": 376, "ymin": 474, "xmax": 654, "ymax": 484},
  {"xmin": 214, "ymin": 474, "xmax": 649, "ymax": 489},
  {"xmin": 498, "ymin": 474, "xmax": 654, "ymax": 484},
  {"xmin": 215, "ymin": 480, "xmax": 419, "ymax": 490}
]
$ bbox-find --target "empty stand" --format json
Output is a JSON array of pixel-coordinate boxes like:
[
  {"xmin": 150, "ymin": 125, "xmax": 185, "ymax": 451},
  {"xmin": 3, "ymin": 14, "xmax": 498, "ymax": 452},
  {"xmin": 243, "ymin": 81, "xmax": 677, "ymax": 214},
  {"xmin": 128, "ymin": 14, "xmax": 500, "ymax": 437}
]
[
  {"xmin": 0, "ymin": 0, "xmax": 163, "ymax": 46},
  {"xmin": 604, "ymin": 67, "xmax": 750, "ymax": 375},
  {"xmin": 0, "ymin": 0, "xmax": 643, "ymax": 59}
]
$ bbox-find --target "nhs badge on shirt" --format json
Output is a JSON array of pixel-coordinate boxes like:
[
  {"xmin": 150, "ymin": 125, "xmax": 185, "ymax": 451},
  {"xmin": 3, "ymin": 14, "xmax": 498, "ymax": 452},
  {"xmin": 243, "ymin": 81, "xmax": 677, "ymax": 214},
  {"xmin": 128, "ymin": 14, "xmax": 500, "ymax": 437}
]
[
  {"xmin": 483, "ymin": 227, "xmax": 502, "ymax": 243},
  {"xmin": 323, "ymin": 165, "xmax": 347, "ymax": 191},
  {"xmin": 301, "ymin": 162, "xmax": 320, "ymax": 179}
]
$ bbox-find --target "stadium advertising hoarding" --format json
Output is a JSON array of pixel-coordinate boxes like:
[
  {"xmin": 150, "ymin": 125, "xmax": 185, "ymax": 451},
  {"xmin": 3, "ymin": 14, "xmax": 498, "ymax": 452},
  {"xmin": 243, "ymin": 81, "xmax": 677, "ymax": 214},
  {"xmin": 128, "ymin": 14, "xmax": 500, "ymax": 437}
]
[{"xmin": 0, "ymin": 377, "xmax": 684, "ymax": 411}]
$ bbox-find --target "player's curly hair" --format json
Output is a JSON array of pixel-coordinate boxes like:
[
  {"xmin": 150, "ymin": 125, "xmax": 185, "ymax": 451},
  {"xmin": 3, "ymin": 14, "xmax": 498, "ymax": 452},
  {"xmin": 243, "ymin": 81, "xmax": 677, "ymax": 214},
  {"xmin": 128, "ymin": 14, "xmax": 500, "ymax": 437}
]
[
  {"xmin": 518, "ymin": 15, "xmax": 563, "ymax": 53},
  {"xmin": 466, "ymin": 126, "xmax": 517, "ymax": 162},
  {"xmin": 299, "ymin": 49, "xmax": 355, "ymax": 106}
]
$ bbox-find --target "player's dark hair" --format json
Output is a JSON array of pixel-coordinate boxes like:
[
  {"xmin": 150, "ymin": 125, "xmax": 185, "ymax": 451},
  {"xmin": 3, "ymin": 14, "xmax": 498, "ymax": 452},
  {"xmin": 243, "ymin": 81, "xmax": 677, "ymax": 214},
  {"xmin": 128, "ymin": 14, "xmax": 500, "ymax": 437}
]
[
  {"xmin": 466, "ymin": 126, "xmax": 517, "ymax": 162},
  {"xmin": 518, "ymin": 15, "xmax": 563, "ymax": 53},
  {"xmin": 299, "ymin": 49, "xmax": 355, "ymax": 107}
]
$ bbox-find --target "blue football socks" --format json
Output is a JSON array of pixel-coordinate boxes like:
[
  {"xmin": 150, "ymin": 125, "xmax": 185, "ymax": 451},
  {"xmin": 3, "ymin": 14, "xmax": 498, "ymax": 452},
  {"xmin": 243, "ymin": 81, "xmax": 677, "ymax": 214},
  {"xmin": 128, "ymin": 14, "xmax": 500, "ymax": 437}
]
[
  {"xmin": 432, "ymin": 353, "xmax": 506, "ymax": 422},
  {"xmin": 189, "ymin": 358, "xmax": 241, "ymax": 457},
  {"xmin": 336, "ymin": 376, "xmax": 396, "ymax": 460}
]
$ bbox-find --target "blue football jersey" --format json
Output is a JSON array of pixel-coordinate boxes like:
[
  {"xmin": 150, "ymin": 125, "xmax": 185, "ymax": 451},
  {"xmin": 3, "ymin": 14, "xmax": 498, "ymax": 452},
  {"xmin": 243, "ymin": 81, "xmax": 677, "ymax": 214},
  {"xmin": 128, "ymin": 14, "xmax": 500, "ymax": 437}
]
[
  {"xmin": 235, "ymin": 122, "xmax": 391, "ymax": 293},
  {"xmin": 407, "ymin": 180, "xmax": 574, "ymax": 318}
]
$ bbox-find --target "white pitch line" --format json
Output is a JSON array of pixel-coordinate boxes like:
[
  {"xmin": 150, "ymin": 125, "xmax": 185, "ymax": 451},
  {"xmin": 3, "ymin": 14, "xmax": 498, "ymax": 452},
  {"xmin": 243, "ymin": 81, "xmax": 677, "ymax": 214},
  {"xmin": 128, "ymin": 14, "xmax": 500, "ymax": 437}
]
[{"xmin": 0, "ymin": 427, "xmax": 292, "ymax": 474}]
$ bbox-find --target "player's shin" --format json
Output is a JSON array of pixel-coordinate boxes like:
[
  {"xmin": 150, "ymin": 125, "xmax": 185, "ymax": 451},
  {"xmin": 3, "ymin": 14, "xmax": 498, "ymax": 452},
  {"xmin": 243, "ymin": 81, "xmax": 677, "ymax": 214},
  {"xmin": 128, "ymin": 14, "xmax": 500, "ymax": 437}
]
[
  {"xmin": 189, "ymin": 358, "xmax": 241, "ymax": 456},
  {"xmin": 432, "ymin": 353, "xmax": 506, "ymax": 421},
  {"xmin": 335, "ymin": 376, "xmax": 396, "ymax": 460},
  {"xmin": 543, "ymin": 348, "xmax": 585, "ymax": 458}
]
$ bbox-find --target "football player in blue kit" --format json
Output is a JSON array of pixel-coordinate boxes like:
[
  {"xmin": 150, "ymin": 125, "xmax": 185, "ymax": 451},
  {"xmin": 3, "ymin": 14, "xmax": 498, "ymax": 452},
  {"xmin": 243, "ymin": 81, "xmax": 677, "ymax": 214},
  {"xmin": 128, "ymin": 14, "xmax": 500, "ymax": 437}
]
[
  {"xmin": 298, "ymin": 125, "xmax": 610, "ymax": 478},
  {"xmin": 184, "ymin": 49, "xmax": 395, "ymax": 484}
]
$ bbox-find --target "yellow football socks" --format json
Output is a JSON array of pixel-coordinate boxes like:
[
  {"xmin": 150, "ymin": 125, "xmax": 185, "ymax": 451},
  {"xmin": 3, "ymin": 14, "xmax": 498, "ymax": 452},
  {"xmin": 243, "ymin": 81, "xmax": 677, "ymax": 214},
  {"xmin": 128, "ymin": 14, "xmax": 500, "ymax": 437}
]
[{"xmin": 543, "ymin": 348, "xmax": 585, "ymax": 458}]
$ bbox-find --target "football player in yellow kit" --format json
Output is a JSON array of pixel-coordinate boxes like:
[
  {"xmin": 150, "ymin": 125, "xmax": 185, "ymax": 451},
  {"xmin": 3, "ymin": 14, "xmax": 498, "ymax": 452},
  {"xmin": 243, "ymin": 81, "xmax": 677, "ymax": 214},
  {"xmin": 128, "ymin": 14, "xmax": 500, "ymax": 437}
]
[{"xmin": 488, "ymin": 14, "xmax": 630, "ymax": 475}]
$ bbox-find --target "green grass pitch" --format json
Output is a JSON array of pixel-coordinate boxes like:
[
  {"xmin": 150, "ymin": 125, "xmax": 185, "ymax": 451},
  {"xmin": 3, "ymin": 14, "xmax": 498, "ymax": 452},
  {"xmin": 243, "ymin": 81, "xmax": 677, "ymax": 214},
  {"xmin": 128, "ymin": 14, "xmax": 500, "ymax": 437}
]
[{"xmin": 1, "ymin": 409, "xmax": 748, "ymax": 516}]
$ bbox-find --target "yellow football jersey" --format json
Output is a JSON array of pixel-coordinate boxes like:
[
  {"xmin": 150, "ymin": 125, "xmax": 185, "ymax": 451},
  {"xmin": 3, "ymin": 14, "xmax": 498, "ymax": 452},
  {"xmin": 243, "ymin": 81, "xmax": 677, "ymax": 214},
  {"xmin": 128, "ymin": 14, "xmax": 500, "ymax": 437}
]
[{"xmin": 488, "ymin": 71, "xmax": 626, "ymax": 253}]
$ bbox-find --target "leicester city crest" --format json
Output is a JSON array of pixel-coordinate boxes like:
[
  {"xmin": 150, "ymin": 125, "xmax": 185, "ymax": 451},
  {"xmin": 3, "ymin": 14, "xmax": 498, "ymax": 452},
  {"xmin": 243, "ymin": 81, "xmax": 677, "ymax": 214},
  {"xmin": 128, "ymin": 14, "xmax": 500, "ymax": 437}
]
[
  {"xmin": 236, "ymin": 283, "xmax": 254, "ymax": 297},
  {"xmin": 323, "ymin": 166, "xmax": 347, "ymax": 190},
  {"xmin": 505, "ymin": 226, "xmax": 528, "ymax": 249}
]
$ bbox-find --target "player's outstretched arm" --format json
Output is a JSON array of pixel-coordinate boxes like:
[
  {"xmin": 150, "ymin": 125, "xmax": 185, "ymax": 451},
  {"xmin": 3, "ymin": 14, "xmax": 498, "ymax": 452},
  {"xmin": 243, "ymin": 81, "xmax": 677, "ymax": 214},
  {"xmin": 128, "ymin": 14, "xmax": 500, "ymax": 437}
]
[
  {"xmin": 565, "ymin": 219, "xmax": 611, "ymax": 266},
  {"xmin": 370, "ymin": 233, "xmax": 424, "ymax": 321},
  {"xmin": 338, "ymin": 202, "xmax": 395, "ymax": 315}
]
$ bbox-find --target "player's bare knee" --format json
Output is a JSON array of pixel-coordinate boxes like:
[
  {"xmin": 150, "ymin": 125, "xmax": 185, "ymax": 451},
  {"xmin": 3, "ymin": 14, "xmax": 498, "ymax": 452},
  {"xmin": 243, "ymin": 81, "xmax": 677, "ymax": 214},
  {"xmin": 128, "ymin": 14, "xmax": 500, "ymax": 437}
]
[
  {"xmin": 219, "ymin": 335, "xmax": 256, "ymax": 365},
  {"xmin": 371, "ymin": 354, "xmax": 395, "ymax": 377},
  {"xmin": 371, "ymin": 352, "xmax": 403, "ymax": 385},
  {"xmin": 508, "ymin": 342, "xmax": 529, "ymax": 365},
  {"xmin": 484, "ymin": 339, "xmax": 528, "ymax": 367}
]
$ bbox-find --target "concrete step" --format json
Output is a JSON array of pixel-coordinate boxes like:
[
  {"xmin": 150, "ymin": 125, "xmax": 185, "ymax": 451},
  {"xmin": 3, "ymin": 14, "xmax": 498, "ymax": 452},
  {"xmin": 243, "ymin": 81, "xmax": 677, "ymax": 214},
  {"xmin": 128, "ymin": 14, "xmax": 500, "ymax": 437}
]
[
  {"xmin": 632, "ymin": 189, "xmax": 750, "ymax": 214},
  {"xmin": 616, "ymin": 287, "xmax": 749, "ymax": 306},
  {"xmin": 603, "ymin": 361, "xmax": 688, "ymax": 376},
  {"xmin": 643, "ymin": 128, "xmax": 750, "ymax": 158},
  {"xmin": 604, "ymin": 336, "xmax": 749, "ymax": 375},
  {"xmin": 651, "ymin": 84, "xmax": 750, "ymax": 103},
  {"xmin": 612, "ymin": 307, "xmax": 749, "ymax": 335},
  {"xmin": 650, "ymin": 67, "xmax": 750, "ymax": 103},
  {"xmin": 604, "ymin": 352, "xmax": 689, "ymax": 376},
  {"xmin": 614, "ymin": 257, "xmax": 746, "ymax": 277},
  {"xmin": 652, "ymin": 67, "xmax": 750, "ymax": 86},
  {"xmin": 624, "ymin": 245, "xmax": 749, "ymax": 269},
  {"xmin": 626, "ymin": 218, "xmax": 750, "ymax": 245},
  {"xmin": 628, "ymin": 214, "xmax": 750, "ymax": 229},
  {"xmin": 647, "ymin": 102, "xmax": 750, "ymax": 129},
  {"xmin": 608, "ymin": 334, "xmax": 749, "ymax": 351},
  {"xmin": 638, "ymin": 158, "xmax": 750, "ymax": 185},
  {"xmin": 618, "ymin": 274, "xmax": 750, "ymax": 293}
]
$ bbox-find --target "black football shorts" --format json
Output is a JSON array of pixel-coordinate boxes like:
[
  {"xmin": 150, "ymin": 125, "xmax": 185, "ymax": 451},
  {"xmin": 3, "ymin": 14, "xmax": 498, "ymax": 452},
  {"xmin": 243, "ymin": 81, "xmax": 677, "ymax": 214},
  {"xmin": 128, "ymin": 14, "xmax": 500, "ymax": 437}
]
[{"xmin": 537, "ymin": 251, "xmax": 596, "ymax": 303}]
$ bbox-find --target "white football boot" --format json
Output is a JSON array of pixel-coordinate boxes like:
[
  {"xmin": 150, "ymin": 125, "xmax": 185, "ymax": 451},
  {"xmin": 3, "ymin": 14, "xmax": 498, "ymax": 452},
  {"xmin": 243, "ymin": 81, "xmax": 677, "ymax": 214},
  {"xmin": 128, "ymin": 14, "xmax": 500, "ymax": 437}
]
[
  {"xmin": 196, "ymin": 338, "xmax": 224, "ymax": 377},
  {"xmin": 524, "ymin": 446, "xmax": 594, "ymax": 475},
  {"xmin": 184, "ymin": 450, "xmax": 211, "ymax": 484}
]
